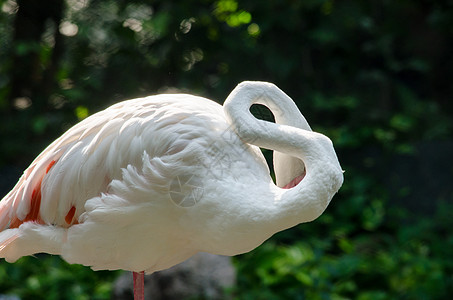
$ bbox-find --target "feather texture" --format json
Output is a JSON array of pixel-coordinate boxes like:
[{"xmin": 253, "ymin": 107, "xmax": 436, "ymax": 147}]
[{"xmin": 0, "ymin": 82, "xmax": 343, "ymax": 273}]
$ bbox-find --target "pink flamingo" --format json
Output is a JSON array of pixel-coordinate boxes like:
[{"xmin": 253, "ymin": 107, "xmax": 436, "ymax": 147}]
[{"xmin": 0, "ymin": 81, "xmax": 343, "ymax": 299}]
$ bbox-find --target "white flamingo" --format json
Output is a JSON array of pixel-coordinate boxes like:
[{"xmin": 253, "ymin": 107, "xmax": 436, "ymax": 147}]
[{"xmin": 0, "ymin": 81, "xmax": 343, "ymax": 299}]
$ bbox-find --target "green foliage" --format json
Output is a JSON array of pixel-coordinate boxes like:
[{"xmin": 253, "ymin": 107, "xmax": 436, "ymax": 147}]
[
  {"xmin": 234, "ymin": 199, "xmax": 453, "ymax": 299},
  {"xmin": 0, "ymin": 255, "xmax": 119, "ymax": 300}
]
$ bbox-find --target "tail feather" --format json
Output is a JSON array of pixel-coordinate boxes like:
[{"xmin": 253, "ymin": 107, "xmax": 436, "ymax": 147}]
[
  {"xmin": 0, "ymin": 229, "xmax": 20, "ymax": 262},
  {"xmin": 0, "ymin": 232, "xmax": 18, "ymax": 252},
  {"xmin": 0, "ymin": 188, "xmax": 14, "ymax": 230},
  {"xmin": 0, "ymin": 223, "xmax": 65, "ymax": 262}
]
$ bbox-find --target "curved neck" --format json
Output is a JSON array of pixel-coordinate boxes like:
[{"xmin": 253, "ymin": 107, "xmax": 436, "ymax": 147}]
[
  {"xmin": 223, "ymin": 81, "xmax": 311, "ymax": 187},
  {"xmin": 224, "ymin": 81, "xmax": 311, "ymax": 137},
  {"xmin": 223, "ymin": 81, "xmax": 343, "ymax": 228}
]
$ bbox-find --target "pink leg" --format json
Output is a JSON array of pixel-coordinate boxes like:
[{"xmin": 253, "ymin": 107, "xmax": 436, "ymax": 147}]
[{"xmin": 133, "ymin": 271, "xmax": 145, "ymax": 300}]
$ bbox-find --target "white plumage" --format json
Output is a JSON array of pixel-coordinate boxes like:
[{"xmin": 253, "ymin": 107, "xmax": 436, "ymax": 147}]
[{"xmin": 0, "ymin": 81, "xmax": 343, "ymax": 277}]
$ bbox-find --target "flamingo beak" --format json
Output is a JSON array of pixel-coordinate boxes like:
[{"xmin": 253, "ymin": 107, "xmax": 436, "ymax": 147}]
[{"xmin": 281, "ymin": 169, "xmax": 306, "ymax": 189}]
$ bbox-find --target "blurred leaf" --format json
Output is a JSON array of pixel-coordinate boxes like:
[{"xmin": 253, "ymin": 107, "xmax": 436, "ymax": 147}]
[{"xmin": 75, "ymin": 105, "xmax": 89, "ymax": 120}]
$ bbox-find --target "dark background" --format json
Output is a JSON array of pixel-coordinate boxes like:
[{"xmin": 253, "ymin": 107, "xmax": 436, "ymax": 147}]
[{"xmin": 1, "ymin": 0, "xmax": 452, "ymax": 299}]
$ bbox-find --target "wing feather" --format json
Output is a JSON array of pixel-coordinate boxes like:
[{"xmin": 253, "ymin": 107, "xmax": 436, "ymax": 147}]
[
  {"xmin": 0, "ymin": 98, "xmax": 150, "ymax": 229},
  {"xmin": 1, "ymin": 94, "xmax": 225, "ymax": 231}
]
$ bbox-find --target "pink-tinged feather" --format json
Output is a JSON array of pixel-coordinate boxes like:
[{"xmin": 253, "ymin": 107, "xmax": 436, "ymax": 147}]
[
  {"xmin": 65, "ymin": 206, "xmax": 77, "ymax": 225},
  {"xmin": 9, "ymin": 177, "xmax": 44, "ymax": 228},
  {"xmin": 7, "ymin": 159, "xmax": 57, "ymax": 229},
  {"xmin": 46, "ymin": 160, "xmax": 56, "ymax": 174},
  {"xmin": 0, "ymin": 234, "xmax": 18, "ymax": 253}
]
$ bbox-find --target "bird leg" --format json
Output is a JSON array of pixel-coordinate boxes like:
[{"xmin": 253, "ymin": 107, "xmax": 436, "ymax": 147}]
[{"xmin": 133, "ymin": 271, "xmax": 145, "ymax": 300}]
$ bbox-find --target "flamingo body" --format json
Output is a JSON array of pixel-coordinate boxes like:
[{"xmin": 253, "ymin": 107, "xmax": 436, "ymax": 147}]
[{"xmin": 0, "ymin": 81, "xmax": 343, "ymax": 274}]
